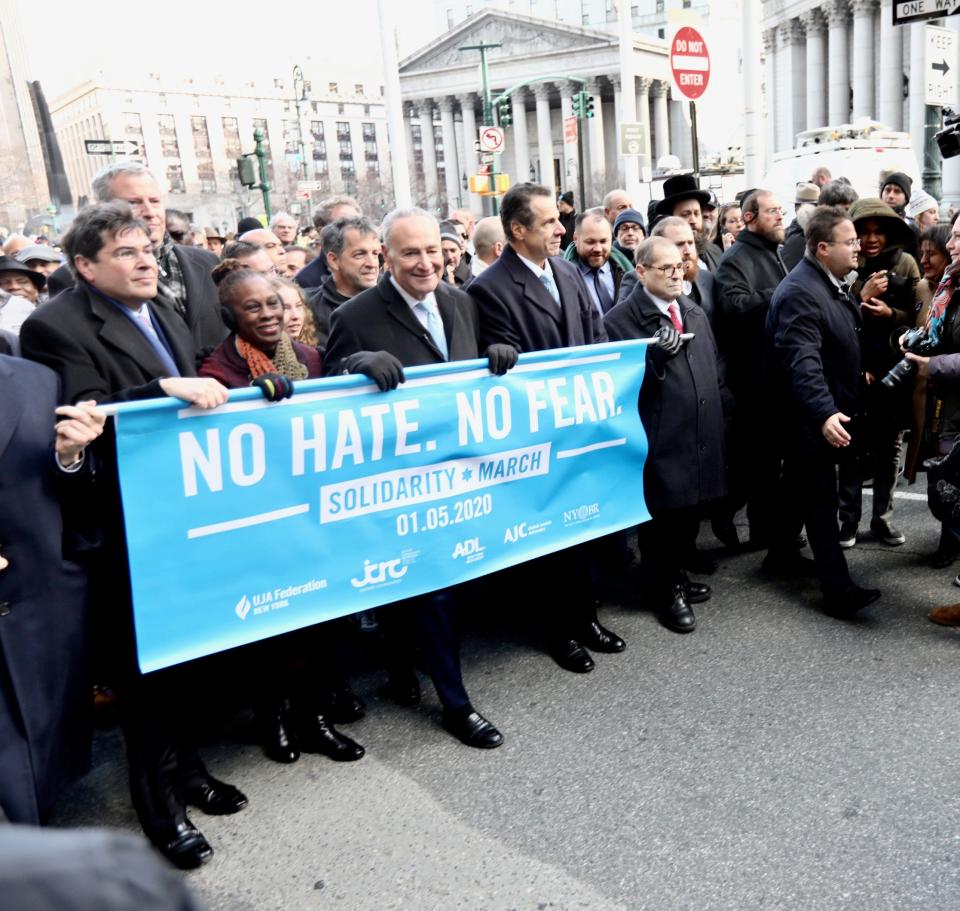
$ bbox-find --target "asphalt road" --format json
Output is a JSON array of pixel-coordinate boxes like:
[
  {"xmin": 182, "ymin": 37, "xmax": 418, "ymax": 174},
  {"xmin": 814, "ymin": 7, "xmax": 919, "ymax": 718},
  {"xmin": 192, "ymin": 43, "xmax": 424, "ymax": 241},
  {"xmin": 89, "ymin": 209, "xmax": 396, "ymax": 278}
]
[{"xmin": 52, "ymin": 488, "xmax": 960, "ymax": 911}]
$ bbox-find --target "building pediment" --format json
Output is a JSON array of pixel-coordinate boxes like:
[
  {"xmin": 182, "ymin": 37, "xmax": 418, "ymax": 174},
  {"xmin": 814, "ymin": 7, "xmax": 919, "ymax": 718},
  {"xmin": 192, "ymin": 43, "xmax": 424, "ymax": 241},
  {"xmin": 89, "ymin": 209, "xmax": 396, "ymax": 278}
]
[{"xmin": 399, "ymin": 10, "xmax": 615, "ymax": 74}]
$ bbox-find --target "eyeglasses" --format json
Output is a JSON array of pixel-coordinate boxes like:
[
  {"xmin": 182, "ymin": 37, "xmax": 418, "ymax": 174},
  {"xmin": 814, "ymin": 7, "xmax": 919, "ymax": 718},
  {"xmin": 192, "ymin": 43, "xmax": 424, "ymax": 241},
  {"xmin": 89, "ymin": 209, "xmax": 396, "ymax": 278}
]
[
  {"xmin": 828, "ymin": 238, "xmax": 861, "ymax": 248},
  {"xmin": 762, "ymin": 207, "xmax": 785, "ymax": 217},
  {"xmin": 653, "ymin": 263, "xmax": 685, "ymax": 275}
]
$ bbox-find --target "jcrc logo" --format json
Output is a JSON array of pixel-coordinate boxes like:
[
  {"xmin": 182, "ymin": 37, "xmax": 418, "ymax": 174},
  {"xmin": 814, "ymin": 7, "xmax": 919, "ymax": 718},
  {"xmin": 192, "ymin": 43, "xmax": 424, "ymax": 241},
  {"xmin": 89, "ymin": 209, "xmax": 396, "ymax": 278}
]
[
  {"xmin": 351, "ymin": 558, "xmax": 409, "ymax": 590},
  {"xmin": 563, "ymin": 502, "xmax": 600, "ymax": 524},
  {"xmin": 235, "ymin": 595, "xmax": 252, "ymax": 621},
  {"xmin": 451, "ymin": 537, "xmax": 484, "ymax": 561}
]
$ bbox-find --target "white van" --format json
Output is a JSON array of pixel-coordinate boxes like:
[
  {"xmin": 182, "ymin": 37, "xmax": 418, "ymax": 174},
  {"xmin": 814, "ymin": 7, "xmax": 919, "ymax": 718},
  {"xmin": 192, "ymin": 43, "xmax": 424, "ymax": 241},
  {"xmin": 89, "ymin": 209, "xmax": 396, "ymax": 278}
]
[{"xmin": 762, "ymin": 120, "xmax": 922, "ymax": 221}]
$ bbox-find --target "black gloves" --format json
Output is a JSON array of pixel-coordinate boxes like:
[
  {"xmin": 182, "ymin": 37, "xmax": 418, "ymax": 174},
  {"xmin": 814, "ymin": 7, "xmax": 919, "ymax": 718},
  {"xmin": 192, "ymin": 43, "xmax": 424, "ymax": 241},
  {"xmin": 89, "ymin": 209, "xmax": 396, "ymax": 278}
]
[
  {"xmin": 252, "ymin": 372, "xmax": 294, "ymax": 401},
  {"xmin": 648, "ymin": 326, "xmax": 684, "ymax": 370},
  {"xmin": 485, "ymin": 343, "xmax": 519, "ymax": 375},
  {"xmin": 344, "ymin": 350, "xmax": 406, "ymax": 391}
]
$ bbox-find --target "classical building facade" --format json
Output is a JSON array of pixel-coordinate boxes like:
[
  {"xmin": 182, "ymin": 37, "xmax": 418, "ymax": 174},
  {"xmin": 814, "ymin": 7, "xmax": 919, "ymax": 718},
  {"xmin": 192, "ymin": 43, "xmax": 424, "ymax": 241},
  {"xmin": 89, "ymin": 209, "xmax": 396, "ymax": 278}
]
[
  {"xmin": 760, "ymin": 0, "xmax": 960, "ymax": 202},
  {"xmin": 50, "ymin": 69, "xmax": 394, "ymax": 230},
  {"xmin": 399, "ymin": 9, "xmax": 695, "ymax": 214}
]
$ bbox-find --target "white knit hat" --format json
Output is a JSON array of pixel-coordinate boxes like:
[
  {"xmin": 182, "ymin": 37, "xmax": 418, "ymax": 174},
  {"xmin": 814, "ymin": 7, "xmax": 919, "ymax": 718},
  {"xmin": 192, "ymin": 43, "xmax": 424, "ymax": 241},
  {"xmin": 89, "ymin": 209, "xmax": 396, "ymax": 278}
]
[{"xmin": 906, "ymin": 190, "xmax": 938, "ymax": 219}]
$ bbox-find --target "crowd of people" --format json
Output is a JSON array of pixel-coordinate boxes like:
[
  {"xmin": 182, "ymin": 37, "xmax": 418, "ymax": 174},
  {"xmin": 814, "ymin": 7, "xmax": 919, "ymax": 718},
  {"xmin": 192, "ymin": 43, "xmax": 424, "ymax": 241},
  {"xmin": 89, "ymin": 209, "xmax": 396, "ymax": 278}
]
[{"xmin": 2, "ymin": 157, "xmax": 959, "ymax": 875}]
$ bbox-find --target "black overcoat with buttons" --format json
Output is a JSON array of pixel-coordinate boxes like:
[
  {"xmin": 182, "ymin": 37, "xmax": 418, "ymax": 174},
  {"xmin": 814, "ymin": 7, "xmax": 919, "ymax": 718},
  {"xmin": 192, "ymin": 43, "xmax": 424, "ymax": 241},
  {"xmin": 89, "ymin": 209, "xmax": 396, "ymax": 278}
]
[
  {"xmin": 0, "ymin": 355, "xmax": 92, "ymax": 823},
  {"xmin": 763, "ymin": 255, "xmax": 864, "ymax": 455},
  {"xmin": 604, "ymin": 285, "xmax": 727, "ymax": 513}
]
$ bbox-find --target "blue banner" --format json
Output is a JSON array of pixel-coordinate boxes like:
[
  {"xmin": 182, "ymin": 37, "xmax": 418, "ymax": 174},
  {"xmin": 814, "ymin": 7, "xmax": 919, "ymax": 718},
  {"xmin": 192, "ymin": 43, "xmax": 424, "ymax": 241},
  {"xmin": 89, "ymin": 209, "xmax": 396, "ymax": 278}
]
[{"xmin": 112, "ymin": 341, "xmax": 651, "ymax": 672}]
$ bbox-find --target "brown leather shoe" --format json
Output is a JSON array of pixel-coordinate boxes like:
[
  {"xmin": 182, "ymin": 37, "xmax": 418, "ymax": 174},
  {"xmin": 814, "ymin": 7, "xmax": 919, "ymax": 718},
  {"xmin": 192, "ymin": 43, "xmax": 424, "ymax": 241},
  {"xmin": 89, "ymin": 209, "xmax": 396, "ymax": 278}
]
[{"xmin": 928, "ymin": 603, "xmax": 960, "ymax": 626}]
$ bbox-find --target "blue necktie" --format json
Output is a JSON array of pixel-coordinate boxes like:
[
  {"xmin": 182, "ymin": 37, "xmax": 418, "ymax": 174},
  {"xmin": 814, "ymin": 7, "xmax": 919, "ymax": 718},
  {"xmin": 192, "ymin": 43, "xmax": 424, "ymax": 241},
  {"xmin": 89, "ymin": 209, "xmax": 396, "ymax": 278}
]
[
  {"xmin": 415, "ymin": 301, "xmax": 448, "ymax": 360},
  {"xmin": 134, "ymin": 306, "xmax": 180, "ymax": 377},
  {"xmin": 538, "ymin": 271, "xmax": 561, "ymax": 306},
  {"xmin": 591, "ymin": 267, "xmax": 613, "ymax": 314}
]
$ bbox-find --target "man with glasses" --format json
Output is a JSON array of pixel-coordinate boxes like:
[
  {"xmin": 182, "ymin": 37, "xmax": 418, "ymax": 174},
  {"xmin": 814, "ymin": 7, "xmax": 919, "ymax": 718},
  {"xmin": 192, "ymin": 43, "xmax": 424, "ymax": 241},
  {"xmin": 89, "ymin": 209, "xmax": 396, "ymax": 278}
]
[
  {"xmin": 715, "ymin": 189, "xmax": 789, "ymax": 552},
  {"xmin": 604, "ymin": 236, "xmax": 726, "ymax": 634},
  {"xmin": 46, "ymin": 163, "xmax": 226, "ymax": 349},
  {"xmin": 764, "ymin": 206, "xmax": 881, "ymax": 617},
  {"xmin": 238, "ymin": 228, "xmax": 288, "ymax": 273}
]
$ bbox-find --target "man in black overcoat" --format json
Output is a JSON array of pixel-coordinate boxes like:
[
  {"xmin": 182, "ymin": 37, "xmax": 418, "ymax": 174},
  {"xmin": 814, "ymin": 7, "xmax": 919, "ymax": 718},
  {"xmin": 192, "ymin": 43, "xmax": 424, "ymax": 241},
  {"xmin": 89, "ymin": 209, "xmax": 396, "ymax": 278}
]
[
  {"xmin": 325, "ymin": 207, "xmax": 518, "ymax": 750},
  {"xmin": 467, "ymin": 182, "xmax": 626, "ymax": 674},
  {"xmin": 604, "ymin": 237, "xmax": 727, "ymax": 633},
  {"xmin": 20, "ymin": 202, "xmax": 243, "ymax": 869},
  {"xmin": 763, "ymin": 206, "xmax": 881, "ymax": 616}
]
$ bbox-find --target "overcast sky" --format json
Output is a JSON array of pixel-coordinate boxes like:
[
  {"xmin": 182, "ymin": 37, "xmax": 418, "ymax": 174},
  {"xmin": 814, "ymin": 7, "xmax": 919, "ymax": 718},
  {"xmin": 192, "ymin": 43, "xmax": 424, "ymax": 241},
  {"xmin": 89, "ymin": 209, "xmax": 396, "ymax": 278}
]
[{"xmin": 19, "ymin": 1, "xmax": 443, "ymax": 99}]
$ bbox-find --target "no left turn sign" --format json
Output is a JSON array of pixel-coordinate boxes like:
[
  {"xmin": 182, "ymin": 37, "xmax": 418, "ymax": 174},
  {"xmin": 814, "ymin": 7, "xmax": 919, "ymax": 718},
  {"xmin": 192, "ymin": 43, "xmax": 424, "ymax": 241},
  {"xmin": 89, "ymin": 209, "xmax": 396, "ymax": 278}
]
[{"xmin": 479, "ymin": 126, "xmax": 505, "ymax": 153}]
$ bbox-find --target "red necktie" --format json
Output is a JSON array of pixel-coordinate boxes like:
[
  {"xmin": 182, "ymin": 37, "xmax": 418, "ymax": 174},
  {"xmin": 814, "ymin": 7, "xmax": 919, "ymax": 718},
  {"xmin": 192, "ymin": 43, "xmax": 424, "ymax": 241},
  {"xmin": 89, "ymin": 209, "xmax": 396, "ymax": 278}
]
[{"xmin": 667, "ymin": 302, "xmax": 683, "ymax": 332}]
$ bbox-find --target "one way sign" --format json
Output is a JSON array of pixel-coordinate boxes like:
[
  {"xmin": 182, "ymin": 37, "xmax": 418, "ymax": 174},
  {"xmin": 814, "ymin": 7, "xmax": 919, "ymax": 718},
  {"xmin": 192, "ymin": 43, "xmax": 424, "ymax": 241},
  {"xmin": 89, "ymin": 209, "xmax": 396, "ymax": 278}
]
[{"xmin": 926, "ymin": 25, "xmax": 957, "ymax": 107}]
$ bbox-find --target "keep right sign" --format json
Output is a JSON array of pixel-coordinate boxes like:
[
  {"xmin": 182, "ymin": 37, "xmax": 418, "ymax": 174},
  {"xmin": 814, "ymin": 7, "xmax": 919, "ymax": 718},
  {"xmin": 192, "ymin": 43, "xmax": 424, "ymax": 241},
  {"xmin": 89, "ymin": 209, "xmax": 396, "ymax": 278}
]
[{"xmin": 670, "ymin": 26, "xmax": 711, "ymax": 101}]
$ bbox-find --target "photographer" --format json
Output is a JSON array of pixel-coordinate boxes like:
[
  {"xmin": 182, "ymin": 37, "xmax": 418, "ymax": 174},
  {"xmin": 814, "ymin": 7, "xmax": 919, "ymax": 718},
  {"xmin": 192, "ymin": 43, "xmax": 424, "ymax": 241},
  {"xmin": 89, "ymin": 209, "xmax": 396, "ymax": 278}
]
[
  {"xmin": 837, "ymin": 199, "xmax": 920, "ymax": 549},
  {"xmin": 901, "ymin": 220, "xmax": 960, "ymax": 620}
]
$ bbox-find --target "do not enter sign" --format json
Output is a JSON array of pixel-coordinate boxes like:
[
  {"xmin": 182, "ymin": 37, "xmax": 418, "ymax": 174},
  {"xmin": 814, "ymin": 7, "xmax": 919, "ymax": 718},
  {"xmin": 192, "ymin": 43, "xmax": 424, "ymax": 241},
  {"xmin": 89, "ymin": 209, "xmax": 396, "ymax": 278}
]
[{"xmin": 670, "ymin": 26, "xmax": 710, "ymax": 100}]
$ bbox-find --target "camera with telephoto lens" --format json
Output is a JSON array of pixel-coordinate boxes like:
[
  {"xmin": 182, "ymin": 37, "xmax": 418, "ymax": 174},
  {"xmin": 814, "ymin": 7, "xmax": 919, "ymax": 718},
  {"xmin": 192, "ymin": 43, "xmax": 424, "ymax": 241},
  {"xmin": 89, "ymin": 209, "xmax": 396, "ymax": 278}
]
[
  {"xmin": 936, "ymin": 109, "xmax": 960, "ymax": 160},
  {"xmin": 881, "ymin": 327, "xmax": 934, "ymax": 389}
]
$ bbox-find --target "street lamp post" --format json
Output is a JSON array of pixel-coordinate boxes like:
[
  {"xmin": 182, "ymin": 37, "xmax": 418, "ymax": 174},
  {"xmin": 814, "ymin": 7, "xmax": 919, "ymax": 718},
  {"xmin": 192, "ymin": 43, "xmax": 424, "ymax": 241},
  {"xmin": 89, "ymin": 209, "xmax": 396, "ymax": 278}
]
[
  {"xmin": 459, "ymin": 41, "xmax": 502, "ymax": 214},
  {"xmin": 292, "ymin": 64, "xmax": 312, "ymax": 220}
]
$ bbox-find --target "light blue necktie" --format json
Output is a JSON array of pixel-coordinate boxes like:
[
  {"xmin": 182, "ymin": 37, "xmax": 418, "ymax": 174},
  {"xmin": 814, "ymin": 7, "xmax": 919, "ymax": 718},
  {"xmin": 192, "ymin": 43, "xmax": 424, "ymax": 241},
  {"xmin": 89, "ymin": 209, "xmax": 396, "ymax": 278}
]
[
  {"xmin": 415, "ymin": 301, "xmax": 448, "ymax": 360},
  {"xmin": 538, "ymin": 271, "xmax": 561, "ymax": 306}
]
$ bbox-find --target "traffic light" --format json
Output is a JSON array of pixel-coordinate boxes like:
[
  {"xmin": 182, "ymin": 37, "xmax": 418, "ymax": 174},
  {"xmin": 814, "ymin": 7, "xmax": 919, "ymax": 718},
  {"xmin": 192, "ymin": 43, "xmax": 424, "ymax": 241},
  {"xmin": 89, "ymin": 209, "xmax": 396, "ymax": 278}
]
[
  {"xmin": 497, "ymin": 98, "xmax": 512, "ymax": 127},
  {"xmin": 572, "ymin": 92, "xmax": 583, "ymax": 118},
  {"xmin": 237, "ymin": 156, "xmax": 258, "ymax": 188},
  {"xmin": 582, "ymin": 91, "xmax": 595, "ymax": 118}
]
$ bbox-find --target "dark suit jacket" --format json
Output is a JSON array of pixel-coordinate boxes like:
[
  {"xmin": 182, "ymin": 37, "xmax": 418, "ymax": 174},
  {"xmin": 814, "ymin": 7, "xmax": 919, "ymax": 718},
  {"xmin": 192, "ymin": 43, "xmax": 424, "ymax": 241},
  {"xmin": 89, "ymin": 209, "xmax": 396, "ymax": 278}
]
[
  {"xmin": 468, "ymin": 244, "xmax": 607, "ymax": 352},
  {"xmin": 19, "ymin": 282, "xmax": 197, "ymax": 405},
  {"xmin": 46, "ymin": 245, "xmax": 225, "ymax": 351},
  {"xmin": 324, "ymin": 275, "xmax": 482, "ymax": 372},
  {"xmin": 764, "ymin": 255, "xmax": 863, "ymax": 452},
  {"xmin": 0, "ymin": 356, "xmax": 92, "ymax": 823},
  {"xmin": 604, "ymin": 288, "xmax": 727, "ymax": 512}
]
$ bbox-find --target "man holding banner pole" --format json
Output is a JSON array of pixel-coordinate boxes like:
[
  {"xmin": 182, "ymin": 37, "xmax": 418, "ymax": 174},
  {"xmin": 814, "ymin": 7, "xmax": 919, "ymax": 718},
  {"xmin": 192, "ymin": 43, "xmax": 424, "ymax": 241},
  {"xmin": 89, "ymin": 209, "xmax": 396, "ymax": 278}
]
[
  {"xmin": 324, "ymin": 206, "xmax": 519, "ymax": 749},
  {"xmin": 604, "ymin": 236, "xmax": 726, "ymax": 633},
  {"xmin": 19, "ymin": 202, "xmax": 245, "ymax": 870},
  {"xmin": 468, "ymin": 182, "xmax": 627, "ymax": 673}
]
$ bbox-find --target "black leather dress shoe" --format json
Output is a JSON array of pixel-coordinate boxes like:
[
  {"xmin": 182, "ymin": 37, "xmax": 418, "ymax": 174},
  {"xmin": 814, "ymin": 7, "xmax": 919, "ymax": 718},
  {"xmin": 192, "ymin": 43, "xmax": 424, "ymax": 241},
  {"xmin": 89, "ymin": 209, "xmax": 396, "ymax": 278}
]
[
  {"xmin": 657, "ymin": 585, "xmax": 697, "ymax": 633},
  {"xmin": 298, "ymin": 714, "xmax": 365, "ymax": 761},
  {"xmin": 760, "ymin": 550, "xmax": 817, "ymax": 577},
  {"xmin": 320, "ymin": 685, "xmax": 366, "ymax": 723},
  {"xmin": 441, "ymin": 709, "xmax": 504, "ymax": 748},
  {"xmin": 550, "ymin": 639, "xmax": 595, "ymax": 672},
  {"xmin": 184, "ymin": 778, "xmax": 248, "ymax": 815},
  {"xmin": 683, "ymin": 579, "xmax": 712, "ymax": 604},
  {"xmin": 386, "ymin": 669, "xmax": 422, "ymax": 707},
  {"xmin": 258, "ymin": 705, "xmax": 301, "ymax": 764},
  {"xmin": 823, "ymin": 585, "xmax": 881, "ymax": 618},
  {"xmin": 579, "ymin": 619, "xmax": 626, "ymax": 653},
  {"xmin": 153, "ymin": 821, "xmax": 213, "ymax": 870}
]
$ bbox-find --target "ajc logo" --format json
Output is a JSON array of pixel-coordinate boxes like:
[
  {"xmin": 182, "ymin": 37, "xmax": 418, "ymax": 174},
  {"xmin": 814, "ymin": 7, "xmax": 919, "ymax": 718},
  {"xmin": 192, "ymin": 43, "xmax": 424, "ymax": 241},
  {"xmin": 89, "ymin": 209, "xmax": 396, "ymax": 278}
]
[
  {"xmin": 351, "ymin": 558, "xmax": 409, "ymax": 590},
  {"xmin": 504, "ymin": 523, "xmax": 528, "ymax": 544}
]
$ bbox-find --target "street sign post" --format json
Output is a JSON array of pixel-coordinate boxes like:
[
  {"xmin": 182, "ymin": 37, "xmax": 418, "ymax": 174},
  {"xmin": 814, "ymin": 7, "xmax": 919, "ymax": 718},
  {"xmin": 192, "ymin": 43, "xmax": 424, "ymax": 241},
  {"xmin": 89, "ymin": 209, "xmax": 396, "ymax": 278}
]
[
  {"xmin": 84, "ymin": 139, "xmax": 140, "ymax": 156},
  {"xmin": 479, "ymin": 125, "xmax": 505, "ymax": 153},
  {"xmin": 619, "ymin": 122, "xmax": 648, "ymax": 157},
  {"xmin": 669, "ymin": 26, "xmax": 710, "ymax": 175},
  {"xmin": 296, "ymin": 180, "xmax": 324, "ymax": 193},
  {"xmin": 894, "ymin": 0, "xmax": 960, "ymax": 27},
  {"xmin": 926, "ymin": 25, "xmax": 958, "ymax": 107}
]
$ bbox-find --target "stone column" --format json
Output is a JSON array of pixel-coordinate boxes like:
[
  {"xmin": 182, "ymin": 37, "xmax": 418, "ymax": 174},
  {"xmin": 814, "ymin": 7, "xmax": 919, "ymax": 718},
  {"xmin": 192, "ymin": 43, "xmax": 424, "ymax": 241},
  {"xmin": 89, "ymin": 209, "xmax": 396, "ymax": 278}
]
[
  {"xmin": 670, "ymin": 95, "xmax": 692, "ymax": 169},
  {"xmin": 827, "ymin": 1, "xmax": 851, "ymax": 125},
  {"xmin": 908, "ymin": 23, "xmax": 927, "ymax": 170},
  {"xmin": 636, "ymin": 77, "xmax": 653, "ymax": 169},
  {"xmin": 586, "ymin": 77, "xmax": 606, "ymax": 200},
  {"xmin": 652, "ymin": 80, "xmax": 670, "ymax": 162},
  {"xmin": 438, "ymin": 97, "xmax": 460, "ymax": 213},
  {"xmin": 417, "ymin": 100, "xmax": 439, "ymax": 213},
  {"xmin": 851, "ymin": 0, "xmax": 877, "ymax": 120},
  {"xmin": 405, "ymin": 103, "xmax": 423, "ymax": 203},
  {"xmin": 560, "ymin": 83, "xmax": 578, "ymax": 193},
  {"xmin": 762, "ymin": 29, "xmax": 777, "ymax": 160},
  {"xmin": 510, "ymin": 89, "xmax": 530, "ymax": 185},
  {"xmin": 458, "ymin": 94, "xmax": 479, "ymax": 188},
  {"xmin": 774, "ymin": 25, "xmax": 792, "ymax": 151},
  {"xmin": 534, "ymin": 83, "xmax": 554, "ymax": 188},
  {"xmin": 802, "ymin": 10, "xmax": 828, "ymax": 130},
  {"xmin": 878, "ymin": 0, "xmax": 904, "ymax": 129}
]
